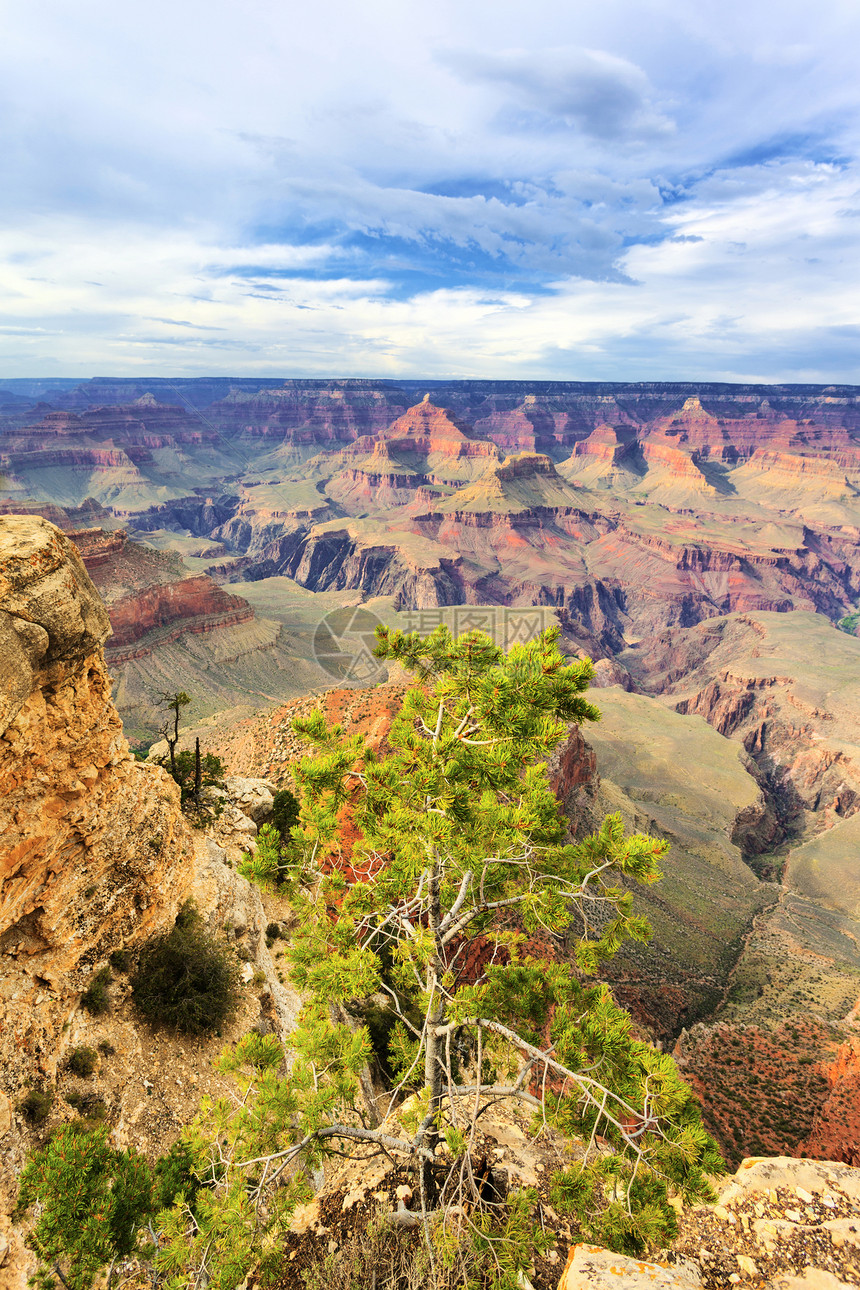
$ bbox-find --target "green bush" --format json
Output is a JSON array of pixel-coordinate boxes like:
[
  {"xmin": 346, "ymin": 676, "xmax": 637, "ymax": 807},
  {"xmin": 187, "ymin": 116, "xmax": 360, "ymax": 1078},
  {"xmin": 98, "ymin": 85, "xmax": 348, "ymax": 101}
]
[
  {"xmin": 18, "ymin": 1089, "xmax": 53, "ymax": 1124},
  {"xmin": 80, "ymin": 967, "xmax": 112, "ymax": 1015},
  {"xmin": 131, "ymin": 902, "xmax": 241, "ymax": 1035},
  {"xmin": 67, "ymin": 1046, "xmax": 98, "ymax": 1077},
  {"xmin": 66, "ymin": 1091, "xmax": 107, "ymax": 1121},
  {"xmin": 16, "ymin": 1122, "xmax": 153, "ymax": 1290},
  {"xmin": 170, "ymin": 749, "xmax": 225, "ymax": 810},
  {"xmin": 271, "ymin": 787, "xmax": 300, "ymax": 841},
  {"xmin": 153, "ymin": 1138, "xmax": 204, "ymax": 1214},
  {"xmin": 238, "ymin": 822, "xmax": 297, "ymax": 890}
]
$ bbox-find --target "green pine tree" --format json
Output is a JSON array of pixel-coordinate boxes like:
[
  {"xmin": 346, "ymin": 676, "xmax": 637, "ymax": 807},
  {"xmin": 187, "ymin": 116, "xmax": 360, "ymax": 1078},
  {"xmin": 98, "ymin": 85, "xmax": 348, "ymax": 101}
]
[
  {"xmin": 155, "ymin": 625, "xmax": 722, "ymax": 1285},
  {"xmin": 16, "ymin": 1123, "xmax": 154, "ymax": 1290}
]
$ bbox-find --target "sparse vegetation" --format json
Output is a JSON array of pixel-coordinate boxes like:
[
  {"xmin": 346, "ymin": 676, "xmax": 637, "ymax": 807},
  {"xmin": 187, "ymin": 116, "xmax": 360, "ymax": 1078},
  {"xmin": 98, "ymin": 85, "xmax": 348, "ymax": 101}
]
[
  {"xmin": 80, "ymin": 967, "xmax": 112, "ymax": 1015},
  {"xmin": 18, "ymin": 1088, "xmax": 53, "ymax": 1124},
  {"xmin": 677, "ymin": 1020, "xmax": 836, "ymax": 1164},
  {"xmin": 131, "ymin": 900, "xmax": 240, "ymax": 1034},
  {"xmin": 67, "ymin": 1045, "xmax": 98, "ymax": 1077},
  {"xmin": 158, "ymin": 689, "xmax": 191, "ymax": 780},
  {"xmin": 65, "ymin": 1090, "xmax": 108, "ymax": 1121}
]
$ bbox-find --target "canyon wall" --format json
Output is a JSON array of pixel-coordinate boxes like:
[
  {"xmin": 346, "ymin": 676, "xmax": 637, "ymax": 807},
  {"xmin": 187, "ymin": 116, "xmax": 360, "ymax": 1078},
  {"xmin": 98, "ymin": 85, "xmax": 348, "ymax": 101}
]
[{"xmin": 0, "ymin": 516, "xmax": 195, "ymax": 1091}]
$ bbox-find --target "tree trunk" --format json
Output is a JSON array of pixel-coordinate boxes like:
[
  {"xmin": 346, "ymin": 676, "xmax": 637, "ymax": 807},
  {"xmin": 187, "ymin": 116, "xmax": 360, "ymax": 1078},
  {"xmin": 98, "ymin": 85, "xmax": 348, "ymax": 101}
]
[
  {"xmin": 330, "ymin": 1001, "xmax": 381, "ymax": 1127},
  {"xmin": 194, "ymin": 737, "xmax": 202, "ymax": 804},
  {"xmin": 422, "ymin": 858, "xmax": 445, "ymax": 1206},
  {"xmin": 168, "ymin": 702, "xmax": 179, "ymax": 779}
]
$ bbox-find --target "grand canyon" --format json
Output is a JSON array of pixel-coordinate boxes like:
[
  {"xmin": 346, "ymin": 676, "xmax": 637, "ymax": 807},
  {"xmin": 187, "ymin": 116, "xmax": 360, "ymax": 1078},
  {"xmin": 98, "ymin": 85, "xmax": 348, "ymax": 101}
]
[{"xmin": 2, "ymin": 376, "xmax": 860, "ymax": 1287}]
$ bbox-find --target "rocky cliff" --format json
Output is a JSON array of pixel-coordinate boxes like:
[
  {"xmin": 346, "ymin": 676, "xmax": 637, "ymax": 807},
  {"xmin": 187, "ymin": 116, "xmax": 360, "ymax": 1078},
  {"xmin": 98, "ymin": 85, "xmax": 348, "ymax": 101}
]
[
  {"xmin": 104, "ymin": 574, "xmax": 255, "ymax": 659},
  {"xmin": 0, "ymin": 515, "xmax": 303, "ymax": 1285},
  {"xmin": 0, "ymin": 516, "xmax": 195, "ymax": 1089}
]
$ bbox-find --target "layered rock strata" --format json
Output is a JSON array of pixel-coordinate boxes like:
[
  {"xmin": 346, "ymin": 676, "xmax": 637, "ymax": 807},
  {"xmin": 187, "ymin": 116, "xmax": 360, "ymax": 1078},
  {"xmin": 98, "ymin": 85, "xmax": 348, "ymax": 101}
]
[{"xmin": 0, "ymin": 515, "xmax": 195, "ymax": 1088}]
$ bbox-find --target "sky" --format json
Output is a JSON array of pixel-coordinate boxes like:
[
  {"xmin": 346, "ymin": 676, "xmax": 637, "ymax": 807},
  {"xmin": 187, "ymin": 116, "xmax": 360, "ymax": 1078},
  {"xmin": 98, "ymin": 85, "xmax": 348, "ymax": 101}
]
[{"xmin": 1, "ymin": 0, "xmax": 859, "ymax": 381}]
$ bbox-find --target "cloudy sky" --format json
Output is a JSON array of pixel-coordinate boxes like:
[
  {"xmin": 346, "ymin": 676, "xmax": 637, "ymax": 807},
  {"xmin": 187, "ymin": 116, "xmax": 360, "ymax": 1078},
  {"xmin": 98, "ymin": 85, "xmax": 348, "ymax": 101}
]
[{"xmin": 1, "ymin": 0, "xmax": 859, "ymax": 380}]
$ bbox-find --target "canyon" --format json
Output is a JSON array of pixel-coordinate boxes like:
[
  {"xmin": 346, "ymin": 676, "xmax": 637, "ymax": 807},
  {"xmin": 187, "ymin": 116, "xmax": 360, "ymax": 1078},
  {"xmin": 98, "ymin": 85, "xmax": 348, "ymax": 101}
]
[{"xmin": 3, "ymin": 377, "xmax": 860, "ymax": 1230}]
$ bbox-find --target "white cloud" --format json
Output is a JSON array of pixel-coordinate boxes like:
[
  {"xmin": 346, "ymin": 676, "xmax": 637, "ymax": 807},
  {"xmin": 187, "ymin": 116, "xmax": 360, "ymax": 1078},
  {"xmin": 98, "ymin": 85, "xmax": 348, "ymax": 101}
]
[
  {"xmin": 440, "ymin": 45, "xmax": 675, "ymax": 142},
  {"xmin": 0, "ymin": 0, "xmax": 859, "ymax": 377}
]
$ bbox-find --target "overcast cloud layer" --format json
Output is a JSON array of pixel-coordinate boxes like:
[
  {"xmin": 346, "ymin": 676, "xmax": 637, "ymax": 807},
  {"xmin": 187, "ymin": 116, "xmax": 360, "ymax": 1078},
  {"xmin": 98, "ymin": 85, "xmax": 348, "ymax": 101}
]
[{"xmin": 1, "ymin": 0, "xmax": 858, "ymax": 380}]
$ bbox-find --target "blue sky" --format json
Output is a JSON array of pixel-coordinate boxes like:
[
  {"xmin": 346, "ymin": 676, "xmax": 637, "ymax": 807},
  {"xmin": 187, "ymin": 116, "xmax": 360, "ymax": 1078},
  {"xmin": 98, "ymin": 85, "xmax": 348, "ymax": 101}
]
[{"xmin": 1, "ymin": 0, "xmax": 859, "ymax": 380}]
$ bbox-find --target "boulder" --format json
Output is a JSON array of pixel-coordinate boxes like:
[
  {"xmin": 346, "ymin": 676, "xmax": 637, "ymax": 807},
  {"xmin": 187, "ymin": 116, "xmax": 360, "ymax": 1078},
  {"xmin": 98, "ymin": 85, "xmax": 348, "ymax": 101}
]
[
  {"xmin": 221, "ymin": 776, "xmax": 275, "ymax": 825},
  {"xmin": 558, "ymin": 1246, "xmax": 701, "ymax": 1290}
]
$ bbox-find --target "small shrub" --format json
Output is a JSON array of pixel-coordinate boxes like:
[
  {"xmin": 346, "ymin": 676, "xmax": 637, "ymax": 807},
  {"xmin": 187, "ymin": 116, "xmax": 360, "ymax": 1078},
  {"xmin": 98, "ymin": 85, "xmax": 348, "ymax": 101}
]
[
  {"xmin": 97, "ymin": 1040, "xmax": 116, "ymax": 1056},
  {"xmin": 109, "ymin": 948, "xmax": 132, "ymax": 973},
  {"xmin": 131, "ymin": 902, "xmax": 240, "ymax": 1035},
  {"xmin": 266, "ymin": 922, "xmax": 282, "ymax": 940},
  {"xmin": 81, "ymin": 967, "xmax": 112, "ymax": 1015},
  {"xmin": 67, "ymin": 1046, "xmax": 99, "ymax": 1077},
  {"xmin": 168, "ymin": 749, "xmax": 225, "ymax": 814},
  {"xmin": 271, "ymin": 787, "xmax": 300, "ymax": 841},
  {"xmin": 18, "ymin": 1089, "xmax": 53, "ymax": 1124},
  {"xmin": 66, "ymin": 1091, "xmax": 107, "ymax": 1121}
]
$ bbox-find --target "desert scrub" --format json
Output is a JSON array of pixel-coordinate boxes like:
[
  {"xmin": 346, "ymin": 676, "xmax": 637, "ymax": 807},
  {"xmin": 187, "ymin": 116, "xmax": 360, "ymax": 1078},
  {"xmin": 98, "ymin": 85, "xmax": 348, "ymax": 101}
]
[
  {"xmin": 80, "ymin": 966, "xmax": 112, "ymax": 1015},
  {"xmin": 66, "ymin": 1090, "xmax": 108, "ymax": 1121},
  {"xmin": 131, "ymin": 901, "xmax": 240, "ymax": 1034},
  {"xmin": 18, "ymin": 1089, "xmax": 53, "ymax": 1124},
  {"xmin": 271, "ymin": 787, "xmax": 300, "ymax": 842},
  {"xmin": 67, "ymin": 1045, "xmax": 98, "ymax": 1077}
]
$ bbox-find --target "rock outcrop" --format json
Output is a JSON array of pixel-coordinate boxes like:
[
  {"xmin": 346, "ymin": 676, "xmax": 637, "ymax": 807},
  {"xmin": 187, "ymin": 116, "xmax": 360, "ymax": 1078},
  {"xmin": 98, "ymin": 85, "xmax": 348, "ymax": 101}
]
[
  {"xmin": 104, "ymin": 574, "xmax": 255, "ymax": 659},
  {"xmin": 0, "ymin": 516, "xmax": 196, "ymax": 1087},
  {"xmin": 0, "ymin": 516, "xmax": 304, "ymax": 1286},
  {"xmin": 558, "ymin": 1155, "xmax": 860, "ymax": 1288}
]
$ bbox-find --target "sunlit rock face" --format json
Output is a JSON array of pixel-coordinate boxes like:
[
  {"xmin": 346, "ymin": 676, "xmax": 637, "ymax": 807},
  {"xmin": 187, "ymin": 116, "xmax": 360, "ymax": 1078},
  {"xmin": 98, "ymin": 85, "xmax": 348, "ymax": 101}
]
[{"xmin": 0, "ymin": 515, "xmax": 194, "ymax": 1089}]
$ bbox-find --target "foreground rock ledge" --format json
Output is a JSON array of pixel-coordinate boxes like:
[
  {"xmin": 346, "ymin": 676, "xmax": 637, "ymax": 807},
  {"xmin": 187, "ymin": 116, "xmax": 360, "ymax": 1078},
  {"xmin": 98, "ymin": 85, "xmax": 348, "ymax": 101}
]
[{"xmin": 560, "ymin": 1156, "xmax": 860, "ymax": 1290}]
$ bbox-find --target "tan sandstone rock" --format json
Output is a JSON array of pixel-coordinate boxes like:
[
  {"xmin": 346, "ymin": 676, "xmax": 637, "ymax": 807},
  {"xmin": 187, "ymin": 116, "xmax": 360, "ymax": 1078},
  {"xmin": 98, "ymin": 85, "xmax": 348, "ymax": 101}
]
[
  {"xmin": 0, "ymin": 515, "xmax": 200, "ymax": 1275},
  {"xmin": 558, "ymin": 1245, "xmax": 701, "ymax": 1290},
  {"xmin": 0, "ymin": 517, "xmax": 195, "ymax": 1082}
]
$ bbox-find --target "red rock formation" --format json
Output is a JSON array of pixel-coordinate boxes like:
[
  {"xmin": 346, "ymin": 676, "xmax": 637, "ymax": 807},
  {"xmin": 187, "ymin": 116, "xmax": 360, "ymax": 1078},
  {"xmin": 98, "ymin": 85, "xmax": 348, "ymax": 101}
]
[
  {"xmin": 105, "ymin": 575, "xmax": 254, "ymax": 655},
  {"xmin": 640, "ymin": 437, "xmax": 713, "ymax": 487},
  {"xmin": 573, "ymin": 423, "xmax": 637, "ymax": 464},
  {"xmin": 801, "ymin": 1032, "xmax": 860, "ymax": 1165},
  {"xmin": 652, "ymin": 394, "xmax": 860, "ymax": 464},
  {"xmin": 66, "ymin": 526, "xmax": 128, "ymax": 567},
  {"xmin": 206, "ymin": 380, "xmax": 407, "ymax": 446},
  {"xmin": 347, "ymin": 398, "xmax": 501, "ymax": 471}
]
